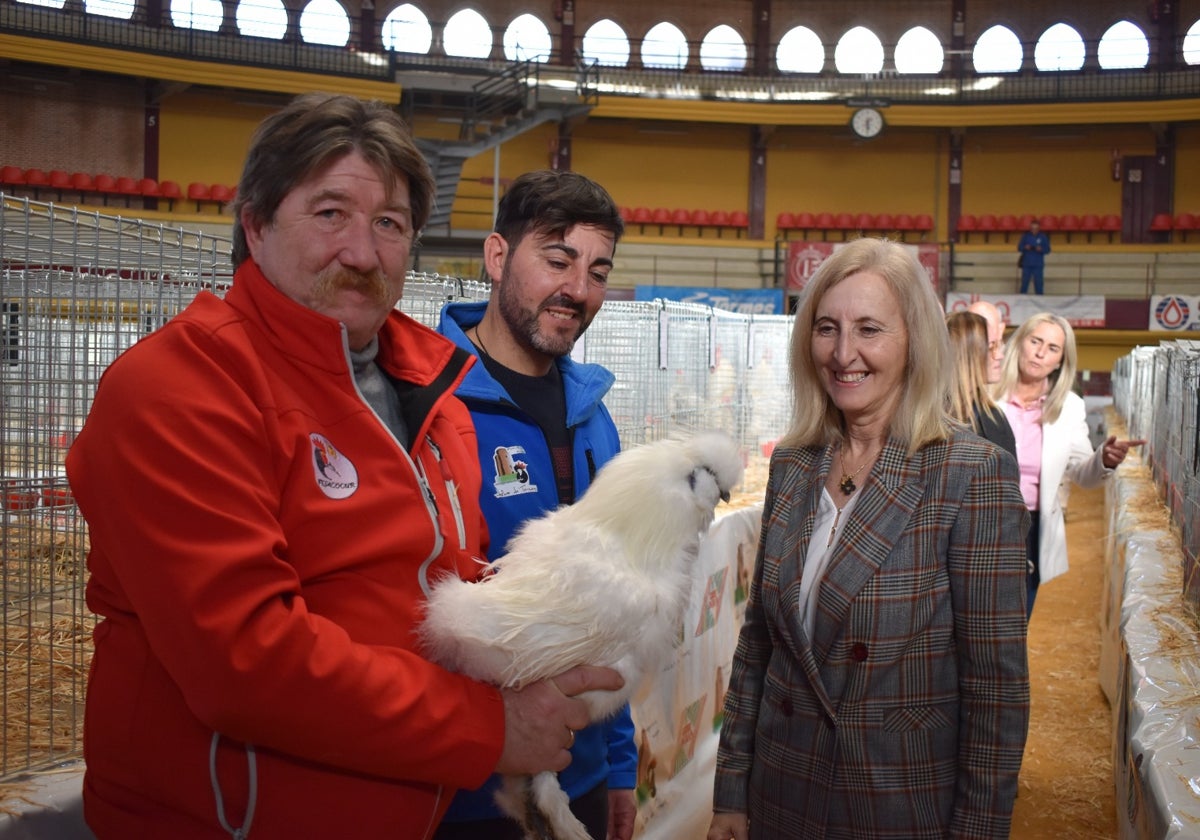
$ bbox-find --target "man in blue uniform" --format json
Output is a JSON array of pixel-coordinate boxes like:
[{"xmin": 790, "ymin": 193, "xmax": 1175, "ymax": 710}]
[
  {"xmin": 1018, "ymin": 218, "xmax": 1052, "ymax": 294},
  {"xmin": 435, "ymin": 170, "xmax": 636, "ymax": 840}
]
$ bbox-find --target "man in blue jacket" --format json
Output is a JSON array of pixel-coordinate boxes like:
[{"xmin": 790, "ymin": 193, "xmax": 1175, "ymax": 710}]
[
  {"xmin": 435, "ymin": 170, "xmax": 636, "ymax": 840},
  {"xmin": 1017, "ymin": 218, "xmax": 1052, "ymax": 294}
]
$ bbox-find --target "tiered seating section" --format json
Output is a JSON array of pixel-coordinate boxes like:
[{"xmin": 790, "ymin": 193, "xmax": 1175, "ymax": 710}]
[
  {"xmin": 776, "ymin": 211, "xmax": 934, "ymax": 242},
  {"xmin": 0, "ymin": 166, "xmax": 235, "ymax": 213},
  {"xmin": 622, "ymin": 206, "xmax": 750, "ymax": 238},
  {"xmin": 955, "ymin": 212, "xmax": 1124, "ymax": 243}
]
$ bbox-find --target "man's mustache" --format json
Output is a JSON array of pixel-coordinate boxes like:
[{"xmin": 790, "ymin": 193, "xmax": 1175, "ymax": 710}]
[{"xmin": 314, "ymin": 267, "xmax": 390, "ymax": 307}]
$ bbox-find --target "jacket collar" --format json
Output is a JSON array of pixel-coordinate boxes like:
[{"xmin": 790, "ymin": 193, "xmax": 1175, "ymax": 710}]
[{"xmin": 224, "ymin": 259, "xmax": 468, "ymax": 389}]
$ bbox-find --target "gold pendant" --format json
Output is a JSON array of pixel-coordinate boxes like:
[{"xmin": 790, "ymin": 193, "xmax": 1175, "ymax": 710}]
[{"xmin": 839, "ymin": 475, "xmax": 857, "ymax": 495}]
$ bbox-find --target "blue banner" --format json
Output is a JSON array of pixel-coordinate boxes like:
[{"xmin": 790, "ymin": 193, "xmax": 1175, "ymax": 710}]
[{"xmin": 634, "ymin": 285, "xmax": 784, "ymax": 315}]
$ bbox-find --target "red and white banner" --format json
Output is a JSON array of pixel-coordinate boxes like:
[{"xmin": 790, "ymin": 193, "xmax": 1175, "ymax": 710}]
[
  {"xmin": 1148, "ymin": 296, "xmax": 1200, "ymax": 331},
  {"xmin": 944, "ymin": 293, "xmax": 1106, "ymax": 328},
  {"xmin": 787, "ymin": 240, "xmax": 940, "ymax": 293}
]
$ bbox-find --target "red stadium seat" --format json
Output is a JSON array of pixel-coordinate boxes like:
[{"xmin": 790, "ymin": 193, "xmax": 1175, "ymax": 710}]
[
  {"xmin": 1174, "ymin": 212, "xmax": 1197, "ymax": 241},
  {"xmin": 158, "ymin": 179, "xmax": 182, "ymax": 211},
  {"xmin": 70, "ymin": 172, "xmax": 95, "ymax": 193},
  {"xmin": 618, "ymin": 206, "xmax": 633, "ymax": 223},
  {"xmin": 854, "ymin": 212, "xmax": 874, "ymax": 234},
  {"xmin": 137, "ymin": 177, "xmax": 160, "ymax": 197},
  {"xmin": 977, "ymin": 213, "xmax": 999, "ymax": 242},
  {"xmin": 1078, "ymin": 213, "xmax": 1102, "ymax": 242},
  {"xmin": 23, "ymin": 168, "xmax": 49, "ymax": 197},
  {"xmin": 996, "ymin": 214, "xmax": 1021, "ymax": 242},
  {"xmin": 873, "ymin": 212, "xmax": 895, "ymax": 234},
  {"xmin": 956, "ymin": 214, "xmax": 978, "ymax": 242},
  {"xmin": 187, "ymin": 181, "xmax": 212, "ymax": 212},
  {"xmin": 0, "ymin": 165, "xmax": 25, "ymax": 189},
  {"xmin": 1058, "ymin": 213, "xmax": 1082, "ymax": 242},
  {"xmin": 728, "ymin": 210, "xmax": 749, "ymax": 238},
  {"xmin": 690, "ymin": 209, "xmax": 712, "ymax": 231},
  {"xmin": 630, "ymin": 206, "xmax": 652, "ymax": 233},
  {"xmin": 209, "ymin": 183, "xmax": 235, "ymax": 206},
  {"xmin": 708, "ymin": 209, "xmax": 731, "ymax": 235},
  {"xmin": 775, "ymin": 211, "xmax": 797, "ymax": 239},
  {"xmin": 1100, "ymin": 213, "xmax": 1122, "ymax": 242},
  {"xmin": 670, "ymin": 207, "xmax": 691, "ymax": 235},
  {"xmin": 1148, "ymin": 212, "xmax": 1173, "ymax": 242},
  {"xmin": 913, "ymin": 214, "xmax": 934, "ymax": 234},
  {"xmin": 813, "ymin": 211, "xmax": 837, "ymax": 241},
  {"xmin": 650, "ymin": 206, "xmax": 671, "ymax": 234},
  {"xmin": 1037, "ymin": 214, "xmax": 1060, "ymax": 232},
  {"xmin": 47, "ymin": 169, "xmax": 71, "ymax": 200}
]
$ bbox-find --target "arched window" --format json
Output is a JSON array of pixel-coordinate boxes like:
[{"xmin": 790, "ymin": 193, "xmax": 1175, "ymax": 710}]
[
  {"xmin": 834, "ymin": 26, "xmax": 883, "ymax": 74},
  {"xmin": 503, "ymin": 13, "xmax": 550, "ymax": 62},
  {"xmin": 1098, "ymin": 20, "xmax": 1148, "ymax": 69},
  {"xmin": 299, "ymin": 0, "xmax": 348, "ymax": 46},
  {"xmin": 776, "ymin": 26, "xmax": 823, "ymax": 74},
  {"xmin": 1034, "ymin": 22, "xmax": 1085, "ymax": 71},
  {"xmin": 641, "ymin": 21, "xmax": 688, "ymax": 70},
  {"xmin": 86, "ymin": 0, "xmax": 134, "ymax": 18},
  {"xmin": 581, "ymin": 19, "xmax": 630, "ymax": 67},
  {"xmin": 15, "ymin": 0, "xmax": 66, "ymax": 9},
  {"xmin": 381, "ymin": 3, "xmax": 432, "ymax": 54},
  {"xmin": 443, "ymin": 8, "xmax": 492, "ymax": 59},
  {"xmin": 1181, "ymin": 18, "xmax": 1200, "ymax": 64},
  {"xmin": 170, "ymin": 0, "xmax": 221, "ymax": 30},
  {"xmin": 895, "ymin": 26, "xmax": 942, "ymax": 73},
  {"xmin": 973, "ymin": 25, "xmax": 1022, "ymax": 73},
  {"xmin": 236, "ymin": 0, "xmax": 285, "ymax": 39},
  {"xmin": 700, "ymin": 24, "xmax": 746, "ymax": 71}
]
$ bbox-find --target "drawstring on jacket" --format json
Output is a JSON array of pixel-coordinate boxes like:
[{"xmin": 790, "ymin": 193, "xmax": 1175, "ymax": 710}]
[{"xmin": 210, "ymin": 732, "xmax": 258, "ymax": 839}]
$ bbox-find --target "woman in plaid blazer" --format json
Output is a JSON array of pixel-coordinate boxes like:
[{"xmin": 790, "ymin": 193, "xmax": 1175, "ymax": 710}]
[{"xmin": 708, "ymin": 238, "xmax": 1031, "ymax": 840}]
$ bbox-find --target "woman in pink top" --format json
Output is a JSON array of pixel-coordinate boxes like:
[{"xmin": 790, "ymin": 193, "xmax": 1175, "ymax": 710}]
[{"xmin": 996, "ymin": 312, "xmax": 1143, "ymax": 617}]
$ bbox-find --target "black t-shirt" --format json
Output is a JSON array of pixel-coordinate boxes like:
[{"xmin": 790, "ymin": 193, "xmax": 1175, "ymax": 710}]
[{"xmin": 477, "ymin": 353, "xmax": 576, "ymax": 505}]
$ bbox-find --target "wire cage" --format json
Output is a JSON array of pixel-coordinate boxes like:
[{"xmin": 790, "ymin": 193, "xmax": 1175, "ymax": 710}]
[{"xmin": 0, "ymin": 194, "xmax": 795, "ymax": 779}]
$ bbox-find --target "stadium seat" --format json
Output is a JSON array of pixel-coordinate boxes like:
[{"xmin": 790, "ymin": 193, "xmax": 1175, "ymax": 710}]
[
  {"xmin": 707, "ymin": 209, "xmax": 730, "ymax": 236},
  {"xmin": 208, "ymin": 183, "xmax": 235, "ymax": 206},
  {"xmin": 618, "ymin": 206, "xmax": 634, "ymax": 224},
  {"xmin": 873, "ymin": 212, "xmax": 895, "ymax": 235},
  {"xmin": 833, "ymin": 212, "xmax": 855, "ymax": 240},
  {"xmin": 1174, "ymin": 212, "xmax": 1197, "ymax": 242},
  {"xmin": 956, "ymin": 214, "xmax": 978, "ymax": 242},
  {"xmin": 977, "ymin": 213, "xmax": 999, "ymax": 242},
  {"xmin": 813, "ymin": 212, "xmax": 837, "ymax": 241},
  {"xmin": 1078, "ymin": 213, "xmax": 1102, "ymax": 242},
  {"xmin": 136, "ymin": 177, "xmax": 160, "ymax": 197},
  {"xmin": 854, "ymin": 212, "xmax": 874, "ymax": 235},
  {"xmin": 1037, "ymin": 214, "xmax": 1060, "ymax": 233},
  {"xmin": 114, "ymin": 176, "xmax": 139, "ymax": 203},
  {"xmin": 630, "ymin": 206, "xmax": 652, "ymax": 233},
  {"xmin": 1100, "ymin": 213, "xmax": 1122, "ymax": 242},
  {"xmin": 1149, "ymin": 212, "xmax": 1173, "ymax": 241},
  {"xmin": 23, "ymin": 168, "xmax": 49, "ymax": 197},
  {"xmin": 1058, "ymin": 213, "xmax": 1082, "ymax": 242},
  {"xmin": 0, "ymin": 165, "xmax": 25, "ymax": 189},
  {"xmin": 650, "ymin": 206, "xmax": 672, "ymax": 234},
  {"xmin": 728, "ymin": 210, "xmax": 750, "ymax": 238},
  {"xmin": 996, "ymin": 214, "xmax": 1021, "ymax": 242},
  {"xmin": 775, "ymin": 211, "xmax": 798, "ymax": 239},
  {"xmin": 913, "ymin": 214, "xmax": 934, "ymax": 239},
  {"xmin": 792, "ymin": 212, "xmax": 815, "ymax": 239},
  {"xmin": 158, "ymin": 179, "xmax": 182, "ymax": 211},
  {"xmin": 47, "ymin": 169, "xmax": 71, "ymax": 201},
  {"xmin": 187, "ymin": 181, "xmax": 213, "ymax": 212},
  {"xmin": 70, "ymin": 172, "xmax": 95, "ymax": 194},
  {"xmin": 690, "ymin": 209, "xmax": 712, "ymax": 233},
  {"xmin": 891, "ymin": 213, "xmax": 915, "ymax": 239},
  {"xmin": 671, "ymin": 207, "xmax": 691, "ymax": 235}
]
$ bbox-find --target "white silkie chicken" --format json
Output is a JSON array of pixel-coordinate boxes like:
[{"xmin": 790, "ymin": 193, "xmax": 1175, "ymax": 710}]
[{"xmin": 420, "ymin": 431, "xmax": 745, "ymax": 840}]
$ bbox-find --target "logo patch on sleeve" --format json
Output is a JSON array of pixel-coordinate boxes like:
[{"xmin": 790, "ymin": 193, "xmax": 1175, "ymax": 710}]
[
  {"xmin": 490, "ymin": 445, "xmax": 538, "ymax": 498},
  {"xmin": 310, "ymin": 433, "xmax": 359, "ymax": 499}
]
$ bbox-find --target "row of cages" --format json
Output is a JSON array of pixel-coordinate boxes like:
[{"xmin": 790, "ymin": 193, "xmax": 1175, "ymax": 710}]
[
  {"xmin": 0, "ymin": 193, "xmax": 793, "ymax": 778},
  {"xmin": 1112, "ymin": 340, "xmax": 1200, "ymax": 604}
]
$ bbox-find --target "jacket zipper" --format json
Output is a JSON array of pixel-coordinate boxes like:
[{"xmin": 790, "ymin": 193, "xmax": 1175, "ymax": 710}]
[{"xmin": 426, "ymin": 436, "xmax": 467, "ymax": 549}]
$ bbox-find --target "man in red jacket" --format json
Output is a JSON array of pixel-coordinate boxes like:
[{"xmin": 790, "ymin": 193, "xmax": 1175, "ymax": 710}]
[{"xmin": 66, "ymin": 93, "xmax": 621, "ymax": 839}]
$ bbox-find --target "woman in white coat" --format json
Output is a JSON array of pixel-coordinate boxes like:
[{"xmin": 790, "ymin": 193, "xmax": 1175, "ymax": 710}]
[{"xmin": 996, "ymin": 312, "xmax": 1144, "ymax": 617}]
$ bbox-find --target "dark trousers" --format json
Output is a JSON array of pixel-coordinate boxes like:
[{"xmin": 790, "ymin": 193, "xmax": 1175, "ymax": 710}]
[
  {"xmin": 433, "ymin": 781, "xmax": 608, "ymax": 840},
  {"xmin": 1025, "ymin": 511, "xmax": 1041, "ymax": 619},
  {"xmin": 1020, "ymin": 265, "xmax": 1045, "ymax": 295}
]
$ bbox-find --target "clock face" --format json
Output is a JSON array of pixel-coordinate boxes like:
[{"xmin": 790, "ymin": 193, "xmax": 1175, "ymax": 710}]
[{"xmin": 851, "ymin": 108, "xmax": 884, "ymax": 139}]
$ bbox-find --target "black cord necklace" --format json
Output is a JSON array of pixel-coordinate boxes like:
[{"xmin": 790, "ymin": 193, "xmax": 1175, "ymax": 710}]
[{"xmin": 471, "ymin": 325, "xmax": 492, "ymax": 359}]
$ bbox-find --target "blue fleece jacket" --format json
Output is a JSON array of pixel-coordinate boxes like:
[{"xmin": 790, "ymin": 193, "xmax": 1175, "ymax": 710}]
[{"xmin": 436, "ymin": 300, "xmax": 638, "ymax": 822}]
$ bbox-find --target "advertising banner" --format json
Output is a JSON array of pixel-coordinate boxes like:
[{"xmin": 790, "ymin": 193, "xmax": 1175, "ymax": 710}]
[
  {"xmin": 786, "ymin": 240, "xmax": 940, "ymax": 293},
  {"xmin": 1148, "ymin": 295, "xmax": 1200, "ymax": 331},
  {"xmin": 945, "ymin": 292, "xmax": 1107, "ymax": 328},
  {"xmin": 634, "ymin": 285, "xmax": 785, "ymax": 315}
]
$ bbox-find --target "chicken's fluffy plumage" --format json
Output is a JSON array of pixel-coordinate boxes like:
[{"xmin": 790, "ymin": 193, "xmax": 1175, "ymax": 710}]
[{"xmin": 419, "ymin": 431, "xmax": 744, "ymax": 838}]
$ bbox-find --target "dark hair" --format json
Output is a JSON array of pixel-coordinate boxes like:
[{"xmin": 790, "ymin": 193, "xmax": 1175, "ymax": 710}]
[
  {"xmin": 230, "ymin": 93, "xmax": 434, "ymax": 267},
  {"xmin": 493, "ymin": 170, "xmax": 624, "ymax": 247}
]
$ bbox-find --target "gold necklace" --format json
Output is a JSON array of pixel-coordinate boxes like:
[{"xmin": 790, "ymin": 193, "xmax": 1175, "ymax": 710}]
[{"xmin": 838, "ymin": 447, "xmax": 874, "ymax": 495}]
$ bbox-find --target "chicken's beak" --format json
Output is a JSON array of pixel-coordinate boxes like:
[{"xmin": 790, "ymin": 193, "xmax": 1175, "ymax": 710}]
[{"xmin": 720, "ymin": 489, "xmax": 731, "ymax": 503}]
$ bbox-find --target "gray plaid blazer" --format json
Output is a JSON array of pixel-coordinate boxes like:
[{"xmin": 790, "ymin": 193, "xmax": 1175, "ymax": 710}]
[{"xmin": 713, "ymin": 430, "xmax": 1030, "ymax": 839}]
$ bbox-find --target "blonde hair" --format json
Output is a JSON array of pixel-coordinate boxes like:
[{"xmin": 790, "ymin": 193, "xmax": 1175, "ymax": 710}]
[
  {"xmin": 780, "ymin": 238, "xmax": 950, "ymax": 453},
  {"xmin": 996, "ymin": 311, "xmax": 1078, "ymax": 425},
  {"xmin": 945, "ymin": 310, "xmax": 997, "ymax": 430}
]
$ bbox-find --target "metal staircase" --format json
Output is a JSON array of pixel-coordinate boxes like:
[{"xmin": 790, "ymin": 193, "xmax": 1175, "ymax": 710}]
[{"xmin": 414, "ymin": 60, "xmax": 599, "ymax": 236}]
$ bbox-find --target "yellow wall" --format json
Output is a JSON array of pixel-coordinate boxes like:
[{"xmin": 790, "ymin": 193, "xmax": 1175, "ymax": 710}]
[{"xmin": 159, "ymin": 93, "xmax": 271, "ymax": 188}]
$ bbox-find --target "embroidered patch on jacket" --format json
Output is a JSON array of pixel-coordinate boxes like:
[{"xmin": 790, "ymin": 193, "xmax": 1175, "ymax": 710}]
[
  {"xmin": 490, "ymin": 445, "xmax": 538, "ymax": 498},
  {"xmin": 310, "ymin": 433, "xmax": 359, "ymax": 499}
]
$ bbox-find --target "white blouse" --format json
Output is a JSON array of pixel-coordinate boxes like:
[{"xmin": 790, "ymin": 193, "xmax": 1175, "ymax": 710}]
[{"xmin": 799, "ymin": 485, "xmax": 864, "ymax": 641}]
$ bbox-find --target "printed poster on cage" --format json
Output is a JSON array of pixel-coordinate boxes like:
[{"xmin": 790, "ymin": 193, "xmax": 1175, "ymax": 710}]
[
  {"xmin": 630, "ymin": 506, "xmax": 762, "ymax": 840},
  {"xmin": 1148, "ymin": 296, "xmax": 1200, "ymax": 331}
]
